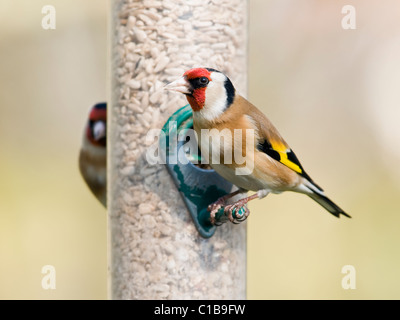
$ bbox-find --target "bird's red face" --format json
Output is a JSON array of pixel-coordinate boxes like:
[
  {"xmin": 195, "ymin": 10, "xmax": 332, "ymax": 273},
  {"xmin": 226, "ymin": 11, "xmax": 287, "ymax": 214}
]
[
  {"xmin": 86, "ymin": 103, "xmax": 107, "ymax": 147},
  {"xmin": 183, "ymin": 68, "xmax": 213, "ymax": 111},
  {"xmin": 165, "ymin": 68, "xmax": 236, "ymax": 119},
  {"xmin": 165, "ymin": 68, "xmax": 214, "ymax": 111}
]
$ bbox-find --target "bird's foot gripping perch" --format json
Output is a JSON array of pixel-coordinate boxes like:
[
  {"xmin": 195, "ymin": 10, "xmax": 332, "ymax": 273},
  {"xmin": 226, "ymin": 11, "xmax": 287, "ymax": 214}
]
[
  {"xmin": 223, "ymin": 201, "xmax": 251, "ymax": 224},
  {"xmin": 209, "ymin": 205, "xmax": 249, "ymax": 226},
  {"xmin": 207, "ymin": 189, "xmax": 242, "ymax": 225},
  {"xmin": 208, "ymin": 192, "xmax": 258, "ymax": 226},
  {"xmin": 207, "ymin": 194, "xmax": 232, "ymax": 224}
]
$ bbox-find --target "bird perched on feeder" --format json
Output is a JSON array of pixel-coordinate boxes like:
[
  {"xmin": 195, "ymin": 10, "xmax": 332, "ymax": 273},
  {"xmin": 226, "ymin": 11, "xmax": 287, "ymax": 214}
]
[
  {"xmin": 79, "ymin": 102, "xmax": 107, "ymax": 207},
  {"xmin": 165, "ymin": 68, "xmax": 350, "ymax": 224}
]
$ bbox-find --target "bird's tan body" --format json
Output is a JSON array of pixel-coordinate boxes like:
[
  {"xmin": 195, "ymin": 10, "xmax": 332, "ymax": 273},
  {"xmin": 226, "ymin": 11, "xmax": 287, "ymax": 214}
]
[
  {"xmin": 193, "ymin": 94, "xmax": 303, "ymax": 195},
  {"xmin": 79, "ymin": 138, "xmax": 107, "ymax": 206}
]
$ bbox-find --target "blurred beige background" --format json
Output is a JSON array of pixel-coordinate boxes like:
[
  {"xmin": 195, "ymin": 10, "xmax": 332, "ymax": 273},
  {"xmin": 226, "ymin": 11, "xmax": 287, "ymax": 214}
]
[
  {"xmin": 1, "ymin": 0, "xmax": 400, "ymax": 299},
  {"xmin": 0, "ymin": 0, "xmax": 108, "ymax": 299}
]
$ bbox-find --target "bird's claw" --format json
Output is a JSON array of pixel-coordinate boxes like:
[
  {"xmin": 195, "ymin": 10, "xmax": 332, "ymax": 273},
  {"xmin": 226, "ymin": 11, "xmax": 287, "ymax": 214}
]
[
  {"xmin": 208, "ymin": 204, "xmax": 223, "ymax": 226},
  {"xmin": 207, "ymin": 197, "xmax": 226, "ymax": 212},
  {"xmin": 208, "ymin": 196, "xmax": 228, "ymax": 225},
  {"xmin": 208, "ymin": 194, "xmax": 251, "ymax": 225},
  {"xmin": 223, "ymin": 203, "xmax": 250, "ymax": 224}
]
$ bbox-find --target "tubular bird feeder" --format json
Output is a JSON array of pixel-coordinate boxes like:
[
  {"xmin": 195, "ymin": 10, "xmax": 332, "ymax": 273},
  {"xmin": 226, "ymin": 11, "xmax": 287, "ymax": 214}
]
[{"xmin": 109, "ymin": 0, "xmax": 248, "ymax": 299}]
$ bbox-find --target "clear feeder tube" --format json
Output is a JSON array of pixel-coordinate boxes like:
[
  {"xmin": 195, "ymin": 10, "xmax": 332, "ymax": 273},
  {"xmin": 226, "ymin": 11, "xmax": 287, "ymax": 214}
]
[{"xmin": 109, "ymin": 0, "xmax": 248, "ymax": 299}]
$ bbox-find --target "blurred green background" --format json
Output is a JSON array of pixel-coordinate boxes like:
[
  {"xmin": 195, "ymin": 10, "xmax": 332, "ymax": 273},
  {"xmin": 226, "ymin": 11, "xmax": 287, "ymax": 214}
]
[{"xmin": 1, "ymin": 0, "xmax": 400, "ymax": 299}]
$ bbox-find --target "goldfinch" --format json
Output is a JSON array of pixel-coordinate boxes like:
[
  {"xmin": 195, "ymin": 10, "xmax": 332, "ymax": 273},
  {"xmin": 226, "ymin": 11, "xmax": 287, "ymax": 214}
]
[
  {"xmin": 165, "ymin": 68, "xmax": 350, "ymax": 224},
  {"xmin": 79, "ymin": 102, "xmax": 107, "ymax": 207}
]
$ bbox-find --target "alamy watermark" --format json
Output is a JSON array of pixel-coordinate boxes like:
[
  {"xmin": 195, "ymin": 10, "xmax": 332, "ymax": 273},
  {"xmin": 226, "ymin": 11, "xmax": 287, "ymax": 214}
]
[
  {"xmin": 342, "ymin": 5, "xmax": 356, "ymax": 30},
  {"xmin": 41, "ymin": 5, "xmax": 56, "ymax": 30},
  {"xmin": 41, "ymin": 265, "xmax": 56, "ymax": 290},
  {"xmin": 341, "ymin": 265, "xmax": 356, "ymax": 290},
  {"xmin": 146, "ymin": 122, "xmax": 255, "ymax": 175}
]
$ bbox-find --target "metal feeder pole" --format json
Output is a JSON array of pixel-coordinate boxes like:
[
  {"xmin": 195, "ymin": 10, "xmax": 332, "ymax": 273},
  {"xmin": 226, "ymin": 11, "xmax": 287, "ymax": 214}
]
[{"xmin": 109, "ymin": 0, "xmax": 248, "ymax": 299}]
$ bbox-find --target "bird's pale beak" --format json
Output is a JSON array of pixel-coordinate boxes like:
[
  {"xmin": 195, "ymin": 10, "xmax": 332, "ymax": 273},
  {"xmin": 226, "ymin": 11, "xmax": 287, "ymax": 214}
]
[{"xmin": 164, "ymin": 76, "xmax": 192, "ymax": 95}]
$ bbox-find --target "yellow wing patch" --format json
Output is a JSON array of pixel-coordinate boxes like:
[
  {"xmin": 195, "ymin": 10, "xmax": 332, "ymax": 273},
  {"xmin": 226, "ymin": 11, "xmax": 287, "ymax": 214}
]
[
  {"xmin": 257, "ymin": 137, "xmax": 317, "ymax": 185},
  {"xmin": 279, "ymin": 155, "xmax": 302, "ymax": 174},
  {"xmin": 269, "ymin": 140, "xmax": 303, "ymax": 174}
]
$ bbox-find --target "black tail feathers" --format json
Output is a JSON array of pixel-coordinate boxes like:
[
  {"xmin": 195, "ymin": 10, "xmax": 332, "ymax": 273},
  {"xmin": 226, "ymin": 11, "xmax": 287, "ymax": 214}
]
[{"xmin": 308, "ymin": 192, "xmax": 351, "ymax": 218}]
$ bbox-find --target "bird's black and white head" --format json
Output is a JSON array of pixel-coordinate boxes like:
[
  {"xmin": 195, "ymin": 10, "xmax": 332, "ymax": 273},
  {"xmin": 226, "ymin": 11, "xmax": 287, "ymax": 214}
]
[
  {"xmin": 165, "ymin": 68, "xmax": 235, "ymax": 122},
  {"xmin": 85, "ymin": 102, "xmax": 107, "ymax": 148},
  {"xmin": 79, "ymin": 102, "xmax": 107, "ymax": 207}
]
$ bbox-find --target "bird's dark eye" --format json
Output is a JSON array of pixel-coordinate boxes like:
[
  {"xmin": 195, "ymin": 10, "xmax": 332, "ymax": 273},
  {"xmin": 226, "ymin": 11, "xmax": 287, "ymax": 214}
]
[{"xmin": 198, "ymin": 77, "xmax": 209, "ymax": 86}]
